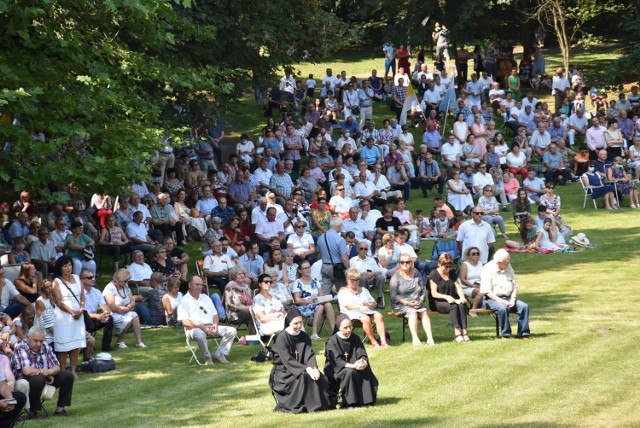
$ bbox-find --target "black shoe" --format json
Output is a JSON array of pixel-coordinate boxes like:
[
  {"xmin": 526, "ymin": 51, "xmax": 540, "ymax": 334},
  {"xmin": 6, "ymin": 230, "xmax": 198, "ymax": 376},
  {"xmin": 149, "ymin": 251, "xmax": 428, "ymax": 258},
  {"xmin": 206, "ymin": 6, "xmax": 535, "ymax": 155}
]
[{"xmin": 376, "ymin": 298, "xmax": 385, "ymax": 309}]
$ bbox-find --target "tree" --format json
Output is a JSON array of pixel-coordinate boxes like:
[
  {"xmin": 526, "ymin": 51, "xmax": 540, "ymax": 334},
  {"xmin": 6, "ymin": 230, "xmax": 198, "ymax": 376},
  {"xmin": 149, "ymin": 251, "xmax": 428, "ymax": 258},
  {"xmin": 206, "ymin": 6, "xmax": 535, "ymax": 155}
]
[{"xmin": 527, "ymin": 0, "xmax": 626, "ymax": 71}]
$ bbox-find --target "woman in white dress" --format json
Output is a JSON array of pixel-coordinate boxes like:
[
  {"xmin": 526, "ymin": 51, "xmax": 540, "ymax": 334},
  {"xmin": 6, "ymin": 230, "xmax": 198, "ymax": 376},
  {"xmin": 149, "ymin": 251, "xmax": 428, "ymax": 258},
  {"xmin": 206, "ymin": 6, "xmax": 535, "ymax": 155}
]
[
  {"xmin": 52, "ymin": 256, "xmax": 86, "ymax": 379},
  {"xmin": 535, "ymin": 217, "xmax": 567, "ymax": 252},
  {"xmin": 162, "ymin": 277, "xmax": 183, "ymax": 326},
  {"xmin": 447, "ymin": 170, "xmax": 474, "ymax": 212},
  {"xmin": 174, "ymin": 189, "xmax": 207, "ymax": 238},
  {"xmin": 102, "ymin": 269, "xmax": 146, "ymax": 349},
  {"xmin": 457, "ymin": 247, "xmax": 484, "ymax": 311},
  {"xmin": 252, "ymin": 274, "xmax": 287, "ymax": 336}
]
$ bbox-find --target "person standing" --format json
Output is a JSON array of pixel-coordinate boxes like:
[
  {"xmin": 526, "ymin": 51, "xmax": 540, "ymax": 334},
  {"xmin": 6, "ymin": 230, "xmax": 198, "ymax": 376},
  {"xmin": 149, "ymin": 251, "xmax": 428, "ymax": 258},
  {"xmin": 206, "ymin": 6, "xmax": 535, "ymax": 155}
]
[
  {"xmin": 480, "ymin": 249, "xmax": 530, "ymax": 339},
  {"xmin": 551, "ymin": 67, "xmax": 570, "ymax": 114},
  {"xmin": 317, "ymin": 216, "xmax": 350, "ymax": 294}
]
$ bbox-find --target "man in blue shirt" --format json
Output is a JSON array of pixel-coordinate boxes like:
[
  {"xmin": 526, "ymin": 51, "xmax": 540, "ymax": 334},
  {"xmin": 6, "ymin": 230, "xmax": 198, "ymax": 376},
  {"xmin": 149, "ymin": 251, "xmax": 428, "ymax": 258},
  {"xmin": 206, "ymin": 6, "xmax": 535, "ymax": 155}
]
[{"xmin": 360, "ymin": 137, "xmax": 381, "ymax": 166}]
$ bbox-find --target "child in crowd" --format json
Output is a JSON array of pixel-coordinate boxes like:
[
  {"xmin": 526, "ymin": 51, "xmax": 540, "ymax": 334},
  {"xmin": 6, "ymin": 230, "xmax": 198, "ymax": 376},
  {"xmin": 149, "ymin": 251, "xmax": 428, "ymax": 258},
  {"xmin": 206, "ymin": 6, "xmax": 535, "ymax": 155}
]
[
  {"xmin": 415, "ymin": 210, "xmax": 433, "ymax": 239},
  {"xmin": 434, "ymin": 210, "xmax": 456, "ymax": 239}
]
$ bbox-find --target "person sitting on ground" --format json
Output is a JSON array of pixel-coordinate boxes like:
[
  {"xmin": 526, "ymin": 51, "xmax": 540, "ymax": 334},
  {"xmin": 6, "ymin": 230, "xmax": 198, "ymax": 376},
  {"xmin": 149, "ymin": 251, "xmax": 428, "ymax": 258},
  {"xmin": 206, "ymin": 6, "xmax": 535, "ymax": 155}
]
[
  {"xmin": 505, "ymin": 217, "xmax": 539, "ymax": 251},
  {"xmin": 292, "ymin": 260, "xmax": 335, "ymax": 341},
  {"xmin": 178, "ymin": 275, "xmax": 237, "ymax": 366},
  {"xmin": 338, "ymin": 268, "xmax": 389, "ymax": 349},
  {"xmin": 535, "ymin": 217, "xmax": 567, "ymax": 253},
  {"xmin": 428, "ymin": 253, "xmax": 470, "ymax": 343},
  {"xmin": 269, "ymin": 308, "xmax": 335, "ymax": 413},
  {"xmin": 102, "ymin": 269, "xmax": 146, "ymax": 349},
  {"xmin": 324, "ymin": 313, "xmax": 378, "ymax": 409},
  {"xmin": 512, "ymin": 188, "xmax": 531, "ymax": 225},
  {"xmin": 389, "ymin": 251, "xmax": 435, "ymax": 346},
  {"xmin": 12, "ymin": 326, "xmax": 75, "ymax": 419}
]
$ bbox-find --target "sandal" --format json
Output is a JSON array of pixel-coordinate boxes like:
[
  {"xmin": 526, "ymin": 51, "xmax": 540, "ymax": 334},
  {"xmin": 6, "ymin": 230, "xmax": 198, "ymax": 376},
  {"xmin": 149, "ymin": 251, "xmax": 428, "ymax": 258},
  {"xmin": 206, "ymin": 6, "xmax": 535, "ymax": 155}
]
[
  {"xmin": 454, "ymin": 335, "xmax": 464, "ymax": 343},
  {"xmin": 463, "ymin": 335, "xmax": 471, "ymax": 342},
  {"xmin": 426, "ymin": 339, "xmax": 436, "ymax": 346}
]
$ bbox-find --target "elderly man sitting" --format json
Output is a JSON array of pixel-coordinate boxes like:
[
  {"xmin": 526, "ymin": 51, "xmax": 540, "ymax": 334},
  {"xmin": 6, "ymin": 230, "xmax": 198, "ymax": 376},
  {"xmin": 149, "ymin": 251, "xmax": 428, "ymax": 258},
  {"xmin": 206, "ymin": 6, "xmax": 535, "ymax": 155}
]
[
  {"xmin": 12, "ymin": 326, "xmax": 76, "ymax": 419},
  {"xmin": 480, "ymin": 249, "xmax": 530, "ymax": 339},
  {"xmin": 349, "ymin": 242, "xmax": 385, "ymax": 308},
  {"xmin": 177, "ymin": 275, "xmax": 237, "ymax": 366},
  {"xmin": 338, "ymin": 268, "xmax": 390, "ymax": 349}
]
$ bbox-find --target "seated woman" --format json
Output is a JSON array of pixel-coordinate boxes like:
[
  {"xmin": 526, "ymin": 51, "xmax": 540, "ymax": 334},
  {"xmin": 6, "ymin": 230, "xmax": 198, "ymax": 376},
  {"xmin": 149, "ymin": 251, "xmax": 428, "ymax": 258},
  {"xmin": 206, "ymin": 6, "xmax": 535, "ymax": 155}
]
[
  {"xmin": 581, "ymin": 165, "xmax": 616, "ymax": 210},
  {"xmin": 264, "ymin": 248, "xmax": 285, "ymax": 284},
  {"xmin": 506, "ymin": 143, "xmax": 528, "ymax": 180},
  {"xmin": 337, "ymin": 268, "xmax": 389, "ymax": 349},
  {"xmin": 253, "ymin": 274, "xmax": 287, "ymax": 336},
  {"xmin": 99, "ymin": 214, "xmax": 135, "ymax": 271},
  {"xmin": 8, "ymin": 236, "xmax": 30, "ymax": 265},
  {"xmin": 539, "ymin": 183, "xmax": 562, "ymax": 220},
  {"xmin": 148, "ymin": 246, "xmax": 180, "ymax": 282},
  {"xmin": 287, "ymin": 221, "xmax": 316, "ymax": 265},
  {"xmin": 292, "ymin": 260, "xmax": 335, "ymax": 340},
  {"xmin": 607, "ymin": 156, "xmax": 640, "ymax": 208},
  {"xmin": 393, "ymin": 198, "xmax": 419, "ymax": 251},
  {"xmin": 281, "ymin": 250, "xmax": 298, "ymax": 290},
  {"xmin": 269, "ymin": 309, "xmax": 335, "ymax": 413},
  {"xmin": 501, "ymin": 171, "xmax": 520, "ymax": 203},
  {"xmin": 174, "ymin": 189, "xmax": 207, "ymax": 239},
  {"xmin": 458, "ymin": 247, "xmax": 484, "ymax": 311},
  {"xmin": 505, "ymin": 217, "xmax": 539, "ymax": 251},
  {"xmin": 428, "ymin": 253, "xmax": 470, "ymax": 343},
  {"xmin": 377, "ymin": 233, "xmax": 400, "ymax": 278},
  {"xmin": 447, "ymin": 169, "xmax": 474, "ymax": 213},
  {"xmin": 536, "ymin": 217, "xmax": 567, "ymax": 253},
  {"xmin": 265, "ymin": 267, "xmax": 294, "ymax": 309},
  {"xmin": 13, "ymin": 262, "xmax": 40, "ymax": 304},
  {"xmin": 222, "ymin": 216, "xmax": 245, "ymax": 256},
  {"xmin": 477, "ymin": 185, "xmax": 509, "ymax": 239},
  {"xmin": 389, "ymin": 251, "xmax": 435, "ymax": 346},
  {"xmin": 462, "ymin": 135, "xmax": 482, "ymax": 168},
  {"xmin": 162, "ymin": 277, "xmax": 183, "ymax": 327},
  {"xmin": 102, "ymin": 269, "xmax": 146, "ymax": 349},
  {"xmin": 64, "ymin": 220, "xmax": 97, "ymax": 276},
  {"xmin": 223, "ymin": 267, "xmax": 256, "ymax": 338},
  {"xmin": 512, "ymin": 188, "xmax": 531, "ymax": 225},
  {"xmin": 324, "ymin": 314, "xmax": 378, "ymax": 409},
  {"xmin": 13, "ymin": 305, "xmax": 35, "ymax": 343}
]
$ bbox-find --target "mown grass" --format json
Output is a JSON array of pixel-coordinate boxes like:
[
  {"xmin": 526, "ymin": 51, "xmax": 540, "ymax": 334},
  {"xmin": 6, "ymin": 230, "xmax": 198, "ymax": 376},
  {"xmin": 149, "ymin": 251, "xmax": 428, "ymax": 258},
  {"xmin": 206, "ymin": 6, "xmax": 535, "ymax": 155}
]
[{"xmin": 34, "ymin": 44, "xmax": 640, "ymax": 427}]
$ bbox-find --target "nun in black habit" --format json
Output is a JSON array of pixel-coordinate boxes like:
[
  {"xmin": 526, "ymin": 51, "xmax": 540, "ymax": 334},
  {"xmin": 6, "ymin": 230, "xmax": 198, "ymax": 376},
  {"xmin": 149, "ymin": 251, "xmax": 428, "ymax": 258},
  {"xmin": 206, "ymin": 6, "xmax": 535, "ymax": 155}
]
[
  {"xmin": 324, "ymin": 313, "xmax": 379, "ymax": 408},
  {"xmin": 269, "ymin": 309, "xmax": 336, "ymax": 413}
]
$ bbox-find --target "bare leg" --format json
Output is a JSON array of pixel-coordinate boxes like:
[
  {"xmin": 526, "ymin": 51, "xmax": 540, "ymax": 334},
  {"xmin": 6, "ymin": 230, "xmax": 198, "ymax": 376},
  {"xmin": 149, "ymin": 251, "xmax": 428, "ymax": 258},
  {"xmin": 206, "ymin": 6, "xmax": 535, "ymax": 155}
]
[
  {"xmin": 407, "ymin": 312, "xmax": 420, "ymax": 344},
  {"xmin": 69, "ymin": 348, "xmax": 80, "ymax": 378},
  {"xmin": 373, "ymin": 313, "xmax": 388, "ymax": 346},
  {"xmin": 324, "ymin": 302, "xmax": 335, "ymax": 333},
  {"xmin": 56, "ymin": 352, "xmax": 69, "ymax": 374},
  {"xmin": 361, "ymin": 316, "xmax": 378, "ymax": 345},
  {"xmin": 312, "ymin": 305, "xmax": 324, "ymax": 336},
  {"xmin": 118, "ymin": 321, "xmax": 132, "ymax": 343},
  {"xmin": 132, "ymin": 316, "xmax": 142, "ymax": 344},
  {"xmin": 419, "ymin": 312, "xmax": 435, "ymax": 344},
  {"xmin": 472, "ymin": 289, "xmax": 484, "ymax": 310}
]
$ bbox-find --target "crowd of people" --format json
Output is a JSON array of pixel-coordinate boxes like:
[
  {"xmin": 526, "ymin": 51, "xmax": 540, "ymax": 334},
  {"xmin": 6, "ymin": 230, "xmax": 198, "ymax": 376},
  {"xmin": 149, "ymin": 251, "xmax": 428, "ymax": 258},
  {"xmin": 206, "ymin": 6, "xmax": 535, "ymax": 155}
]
[{"xmin": 2, "ymin": 28, "xmax": 636, "ymax": 420}]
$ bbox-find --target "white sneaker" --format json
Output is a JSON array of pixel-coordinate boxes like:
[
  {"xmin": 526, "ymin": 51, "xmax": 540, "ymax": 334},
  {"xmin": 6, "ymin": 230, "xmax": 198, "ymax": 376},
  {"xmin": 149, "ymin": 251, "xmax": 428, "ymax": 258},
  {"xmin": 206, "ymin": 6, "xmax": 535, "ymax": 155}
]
[
  {"xmin": 117, "ymin": 342, "xmax": 128, "ymax": 349},
  {"xmin": 310, "ymin": 334, "xmax": 321, "ymax": 341},
  {"xmin": 136, "ymin": 342, "xmax": 147, "ymax": 348}
]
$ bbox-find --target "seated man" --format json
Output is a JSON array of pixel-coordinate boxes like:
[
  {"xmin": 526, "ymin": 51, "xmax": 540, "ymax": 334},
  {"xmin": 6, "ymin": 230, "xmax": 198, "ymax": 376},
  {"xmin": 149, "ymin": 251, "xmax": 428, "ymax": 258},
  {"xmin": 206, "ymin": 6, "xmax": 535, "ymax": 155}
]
[
  {"xmin": 46, "ymin": 202, "xmax": 70, "ymax": 230},
  {"xmin": 0, "ymin": 361, "xmax": 26, "ymax": 427},
  {"xmin": 12, "ymin": 326, "xmax": 75, "ymax": 419},
  {"xmin": 150, "ymin": 193, "xmax": 185, "ymax": 246},
  {"xmin": 480, "ymin": 249, "xmax": 530, "ymax": 339},
  {"xmin": 210, "ymin": 197, "xmax": 236, "ymax": 227},
  {"xmin": 81, "ymin": 269, "xmax": 114, "ymax": 352},
  {"xmin": 522, "ymin": 167, "xmax": 545, "ymax": 203},
  {"xmin": 543, "ymin": 143, "xmax": 574, "ymax": 185},
  {"xmin": 164, "ymin": 236, "xmax": 189, "ymax": 283},
  {"xmin": 127, "ymin": 250, "xmax": 154, "ymax": 293},
  {"xmin": 386, "ymin": 162, "xmax": 411, "ymax": 201},
  {"xmin": 195, "ymin": 186, "xmax": 218, "ymax": 226},
  {"xmin": 418, "ymin": 153, "xmax": 445, "ymax": 197},
  {"xmin": 359, "ymin": 137, "xmax": 381, "ymax": 167},
  {"xmin": 354, "ymin": 172, "xmax": 386, "ymax": 207},
  {"xmin": 29, "ymin": 227, "xmax": 57, "ymax": 279},
  {"xmin": 349, "ymin": 243, "xmax": 384, "ymax": 307},
  {"xmin": 338, "ymin": 268, "xmax": 389, "ymax": 349},
  {"xmin": 254, "ymin": 207, "xmax": 285, "ymax": 255},
  {"xmin": 202, "ymin": 240, "xmax": 233, "ymax": 294},
  {"xmin": 126, "ymin": 211, "xmax": 160, "ymax": 254},
  {"xmin": 441, "ymin": 134, "xmax": 467, "ymax": 177},
  {"xmin": 177, "ymin": 275, "xmax": 236, "ymax": 366},
  {"xmin": 342, "ymin": 207, "xmax": 373, "ymax": 247}
]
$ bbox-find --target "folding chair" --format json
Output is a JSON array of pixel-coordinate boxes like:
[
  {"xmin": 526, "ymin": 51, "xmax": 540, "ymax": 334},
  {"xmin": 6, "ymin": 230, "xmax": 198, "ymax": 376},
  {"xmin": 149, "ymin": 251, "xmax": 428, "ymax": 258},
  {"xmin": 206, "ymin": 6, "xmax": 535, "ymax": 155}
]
[
  {"xmin": 184, "ymin": 327, "xmax": 218, "ymax": 365},
  {"xmin": 249, "ymin": 306, "xmax": 278, "ymax": 351},
  {"xmin": 430, "ymin": 239, "xmax": 460, "ymax": 264},
  {"xmin": 580, "ymin": 177, "xmax": 599, "ymax": 209},
  {"xmin": 196, "ymin": 259, "xmax": 209, "ymax": 295}
]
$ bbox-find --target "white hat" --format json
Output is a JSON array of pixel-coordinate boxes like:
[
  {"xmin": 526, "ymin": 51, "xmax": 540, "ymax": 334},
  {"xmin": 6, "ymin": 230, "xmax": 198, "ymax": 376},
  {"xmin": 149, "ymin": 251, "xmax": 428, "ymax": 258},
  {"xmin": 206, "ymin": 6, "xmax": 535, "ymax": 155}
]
[{"xmin": 571, "ymin": 233, "xmax": 590, "ymax": 247}]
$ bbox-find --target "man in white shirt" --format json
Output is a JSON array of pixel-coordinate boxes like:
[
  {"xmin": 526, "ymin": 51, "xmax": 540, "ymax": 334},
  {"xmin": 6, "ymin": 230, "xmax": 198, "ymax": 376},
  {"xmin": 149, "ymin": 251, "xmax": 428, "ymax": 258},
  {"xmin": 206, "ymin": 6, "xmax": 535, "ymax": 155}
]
[
  {"xmin": 567, "ymin": 109, "xmax": 589, "ymax": 147},
  {"xmin": 505, "ymin": 99, "xmax": 523, "ymax": 134},
  {"xmin": 551, "ymin": 67, "xmax": 570, "ymax": 113},
  {"xmin": 349, "ymin": 242, "xmax": 385, "ymax": 307},
  {"xmin": 202, "ymin": 240, "xmax": 234, "ymax": 293},
  {"xmin": 342, "ymin": 207, "xmax": 373, "ymax": 246},
  {"xmin": 254, "ymin": 207, "xmax": 285, "ymax": 254},
  {"xmin": 369, "ymin": 164, "xmax": 401, "ymax": 200},
  {"xmin": 82, "ymin": 269, "xmax": 114, "ymax": 352},
  {"xmin": 489, "ymin": 81, "xmax": 505, "ymax": 111},
  {"xmin": 472, "ymin": 164, "xmax": 509, "ymax": 208},
  {"xmin": 441, "ymin": 134, "xmax": 467, "ymax": 175},
  {"xmin": 529, "ymin": 123, "xmax": 551, "ymax": 158},
  {"xmin": 422, "ymin": 82, "xmax": 441, "ymax": 116},
  {"xmin": 464, "ymin": 73, "xmax": 483, "ymax": 109},
  {"xmin": 329, "ymin": 186, "xmax": 354, "ymax": 215},
  {"xmin": 178, "ymin": 275, "xmax": 236, "ymax": 366},
  {"xmin": 358, "ymin": 200, "xmax": 382, "ymax": 237},
  {"xmin": 322, "ymin": 68, "xmax": 339, "ymax": 91},
  {"xmin": 477, "ymin": 71, "xmax": 493, "ymax": 100},
  {"xmin": 412, "ymin": 63, "xmax": 434, "ymax": 84},
  {"xmin": 457, "ymin": 208, "xmax": 495, "ymax": 265},
  {"xmin": 521, "ymin": 91, "xmax": 539, "ymax": 111},
  {"xmin": 354, "ymin": 171, "xmax": 384, "ymax": 207},
  {"xmin": 522, "ymin": 168, "xmax": 545, "ymax": 203},
  {"xmin": 518, "ymin": 105, "xmax": 537, "ymax": 135},
  {"xmin": 0, "ymin": 267, "xmax": 30, "ymax": 317},
  {"xmin": 126, "ymin": 211, "xmax": 160, "ymax": 253},
  {"xmin": 393, "ymin": 67, "xmax": 410, "ymax": 87}
]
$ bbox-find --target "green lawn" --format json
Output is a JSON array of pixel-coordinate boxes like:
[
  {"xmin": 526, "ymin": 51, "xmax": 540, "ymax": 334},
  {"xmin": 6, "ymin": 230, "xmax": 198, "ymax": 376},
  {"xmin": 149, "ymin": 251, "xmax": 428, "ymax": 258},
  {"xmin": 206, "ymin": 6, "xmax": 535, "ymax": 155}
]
[{"xmin": 34, "ymin": 44, "xmax": 640, "ymax": 427}]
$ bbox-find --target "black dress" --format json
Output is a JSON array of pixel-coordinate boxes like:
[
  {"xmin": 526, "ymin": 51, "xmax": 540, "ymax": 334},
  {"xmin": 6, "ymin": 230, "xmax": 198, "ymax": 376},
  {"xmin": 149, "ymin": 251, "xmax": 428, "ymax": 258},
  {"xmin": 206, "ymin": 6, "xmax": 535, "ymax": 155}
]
[
  {"xmin": 269, "ymin": 330, "xmax": 335, "ymax": 413},
  {"xmin": 428, "ymin": 269, "xmax": 467, "ymax": 329},
  {"xmin": 324, "ymin": 333, "xmax": 378, "ymax": 408}
]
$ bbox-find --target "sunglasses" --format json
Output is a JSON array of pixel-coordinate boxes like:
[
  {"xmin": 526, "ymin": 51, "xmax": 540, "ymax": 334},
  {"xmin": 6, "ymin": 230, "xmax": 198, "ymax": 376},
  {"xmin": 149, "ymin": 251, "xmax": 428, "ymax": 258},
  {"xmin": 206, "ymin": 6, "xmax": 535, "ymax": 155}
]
[
  {"xmin": 358, "ymin": 247, "xmax": 368, "ymax": 250},
  {"xmin": 472, "ymin": 212, "xmax": 485, "ymax": 215},
  {"xmin": 470, "ymin": 252, "xmax": 480, "ymax": 256},
  {"xmin": 399, "ymin": 261, "xmax": 412, "ymax": 265},
  {"xmin": 82, "ymin": 276, "xmax": 95, "ymax": 280},
  {"xmin": 263, "ymin": 280, "xmax": 273, "ymax": 284}
]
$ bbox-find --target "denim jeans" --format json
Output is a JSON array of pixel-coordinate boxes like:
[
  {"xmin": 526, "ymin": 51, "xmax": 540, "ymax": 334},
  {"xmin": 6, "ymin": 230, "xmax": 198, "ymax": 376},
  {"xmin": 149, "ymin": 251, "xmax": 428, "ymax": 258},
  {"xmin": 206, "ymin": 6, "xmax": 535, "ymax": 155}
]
[{"xmin": 484, "ymin": 297, "xmax": 530, "ymax": 337}]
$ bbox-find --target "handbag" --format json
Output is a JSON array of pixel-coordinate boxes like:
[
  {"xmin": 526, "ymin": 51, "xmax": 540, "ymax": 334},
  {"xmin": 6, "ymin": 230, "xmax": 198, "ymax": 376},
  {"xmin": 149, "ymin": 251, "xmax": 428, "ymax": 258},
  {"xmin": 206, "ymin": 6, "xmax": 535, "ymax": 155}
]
[
  {"xmin": 83, "ymin": 244, "xmax": 95, "ymax": 260},
  {"xmin": 351, "ymin": 106, "xmax": 360, "ymax": 115},
  {"xmin": 59, "ymin": 277, "xmax": 91, "ymax": 325},
  {"xmin": 323, "ymin": 233, "xmax": 346, "ymax": 279}
]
